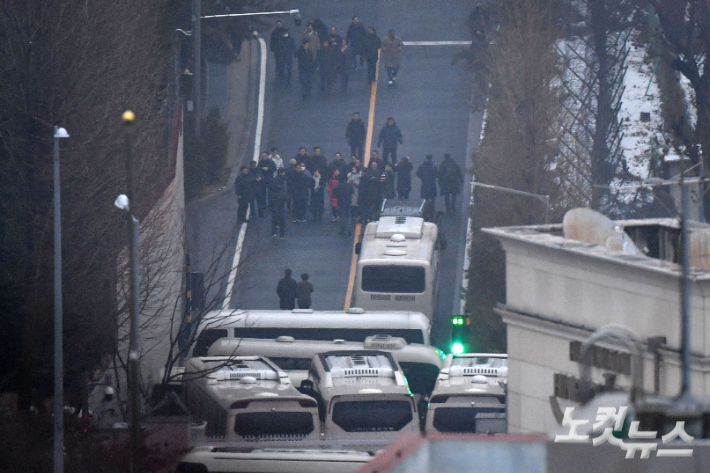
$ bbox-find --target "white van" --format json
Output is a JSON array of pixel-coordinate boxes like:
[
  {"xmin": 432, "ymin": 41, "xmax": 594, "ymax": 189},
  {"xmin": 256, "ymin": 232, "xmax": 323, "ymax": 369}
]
[
  {"xmin": 206, "ymin": 335, "xmax": 445, "ymax": 398},
  {"xmin": 300, "ymin": 350, "xmax": 420, "ymax": 443},
  {"xmin": 190, "ymin": 309, "xmax": 431, "ymax": 357},
  {"xmin": 425, "ymin": 353, "xmax": 508, "ymax": 434},
  {"xmin": 182, "ymin": 356, "xmax": 320, "ymax": 442}
]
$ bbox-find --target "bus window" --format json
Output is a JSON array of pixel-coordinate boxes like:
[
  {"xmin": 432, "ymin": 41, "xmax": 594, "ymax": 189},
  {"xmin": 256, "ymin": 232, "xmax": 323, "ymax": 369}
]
[
  {"xmin": 398, "ymin": 362, "xmax": 440, "ymax": 396},
  {"xmin": 361, "ymin": 266, "xmax": 426, "ymax": 293},
  {"xmin": 332, "ymin": 400, "xmax": 413, "ymax": 432},
  {"xmin": 193, "ymin": 329, "xmax": 228, "ymax": 356},
  {"xmin": 267, "ymin": 357, "xmax": 313, "ymax": 371},
  {"xmin": 234, "ymin": 411, "xmax": 315, "ymax": 438},
  {"xmin": 233, "ymin": 327, "xmax": 425, "ymax": 345}
]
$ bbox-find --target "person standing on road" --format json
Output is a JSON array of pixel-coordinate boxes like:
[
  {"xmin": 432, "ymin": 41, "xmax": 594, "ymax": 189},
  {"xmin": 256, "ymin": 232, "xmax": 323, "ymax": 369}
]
[
  {"xmin": 360, "ymin": 160, "xmax": 382, "ymax": 222},
  {"xmin": 310, "ymin": 169, "xmax": 325, "ymax": 222},
  {"xmin": 277, "ymin": 268, "xmax": 298, "ymax": 309},
  {"xmin": 269, "ymin": 147, "xmax": 283, "ymax": 173},
  {"xmin": 303, "ymin": 23, "xmax": 320, "ymax": 59},
  {"xmin": 307, "ymin": 146, "xmax": 327, "ymax": 176},
  {"xmin": 270, "ymin": 167, "xmax": 288, "ymax": 238},
  {"xmin": 346, "ymin": 112, "xmax": 366, "ymax": 160},
  {"xmin": 258, "ymin": 151, "xmax": 276, "ymax": 212},
  {"xmin": 381, "ymin": 29, "xmax": 403, "ymax": 85},
  {"xmin": 234, "ymin": 165, "xmax": 254, "ymax": 223},
  {"xmin": 394, "ymin": 156, "xmax": 413, "ymax": 199},
  {"xmin": 275, "ymin": 31, "xmax": 296, "ymax": 86},
  {"xmin": 327, "ymin": 152, "xmax": 349, "ymax": 181},
  {"xmin": 438, "ymin": 153, "xmax": 464, "ymax": 213},
  {"xmin": 337, "ymin": 39, "xmax": 354, "ymax": 93},
  {"xmin": 291, "ymin": 165, "xmax": 311, "ymax": 223},
  {"xmin": 334, "ymin": 176, "xmax": 355, "ymax": 236},
  {"xmin": 296, "ymin": 41, "xmax": 316, "ymax": 100},
  {"xmin": 327, "ymin": 169, "xmax": 341, "ymax": 222},
  {"xmin": 296, "ymin": 273, "xmax": 314, "ymax": 309},
  {"xmin": 346, "ymin": 16, "xmax": 367, "ymax": 69},
  {"xmin": 417, "ymin": 155, "xmax": 438, "ymax": 220},
  {"xmin": 377, "ymin": 117, "xmax": 403, "ymax": 166},
  {"xmin": 364, "ymin": 26, "xmax": 382, "ymax": 83},
  {"xmin": 383, "ymin": 163, "xmax": 396, "ymax": 200}
]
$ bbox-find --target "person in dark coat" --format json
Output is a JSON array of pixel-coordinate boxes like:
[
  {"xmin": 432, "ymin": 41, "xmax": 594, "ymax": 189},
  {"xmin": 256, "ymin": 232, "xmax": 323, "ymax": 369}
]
[
  {"xmin": 269, "ymin": 168, "xmax": 288, "ymax": 238},
  {"xmin": 295, "ymin": 41, "xmax": 316, "ymax": 100},
  {"xmin": 276, "ymin": 268, "xmax": 297, "ymax": 309},
  {"xmin": 438, "ymin": 153, "xmax": 464, "ymax": 212},
  {"xmin": 234, "ymin": 165, "xmax": 254, "ymax": 223},
  {"xmin": 377, "ymin": 117, "xmax": 403, "ymax": 165},
  {"xmin": 274, "ymin": 30, "xmax": 296, "ymax": 86},
  {"xmin": 360, "ymin": 160, "xmax": 383, "ymax": 222},
  {"xmin": 307, "ymin": 146, "xmax": 328, "ymax": 176},
  {"xmin": 394, "ymin": 156, "xmax": 413, "ymax": 199},
  {"xmin": 311, "ymin": 18, "xmax": 329, "ymax": 44},
  {"xmin": 327, "ymin": 153, "xmax": 349, "ymax": 181},
  {"xmin": 364, "ymin": 26, "xmax": 382, "ymax": 83},
  {"xmin": 369, "ymin": 150, "xmax": 383, "ymax": 170},
  {"xmin": 257, "ymin": 151, "xmax": 276, "ymax": 213},
  {"xmin": 417, "ymin": 154, "xmax": 438, "ymax": 206},
  {"xmin": 336, "ymin": 38, "xmax": 354, "ymax": 93},
  {"xmin": 291, "ymin": 165, "xmax": 311, "ymax": 223},
  {"xmin": 346, "ymin": 16, "xmax": 367, "ymax": 69},
  {"xmin": 346, "ymin": 112, "xmax": 366, "ymax": 160},
  {"xmin": 248, "ymin": 160, "xmax": 264, "ymax": 218},
  {"xmin": 296, "ymin": 273, "xmax": 314, "ymax": 309},
  {"xmin": 334, "ymin": 177, "xmax": 355, "ymax": 235},
  {"xmin": 417, "ymin": 155, "xmax": 438, "ymax": 222},
  {"xmin": 310, "ymin": 169, "xmax": 325, "ymax": 222},
  {"xmin": 318, "ymin": 39, "xmax": 338, "ymax": 94}
]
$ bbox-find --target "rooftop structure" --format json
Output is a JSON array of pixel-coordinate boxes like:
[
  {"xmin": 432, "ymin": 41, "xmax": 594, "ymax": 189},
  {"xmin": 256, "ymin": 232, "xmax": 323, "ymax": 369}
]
[{"xmin": 482, "ymin": 209, "xmax": 710, "ymax": 433}]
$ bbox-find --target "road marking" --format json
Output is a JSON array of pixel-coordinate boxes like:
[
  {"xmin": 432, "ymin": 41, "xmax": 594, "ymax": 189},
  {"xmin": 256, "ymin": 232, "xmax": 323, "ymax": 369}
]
[
  {"xmin": 344, "ymin": 51, "xmax": 381, "ymax": 310},
  {"xmin": 224, "ymin": 36, "xmax": 267, "ymax": 309},
  {"xmin": 402, "ymin": 41, "xmax": 472, "ymax": 46}
]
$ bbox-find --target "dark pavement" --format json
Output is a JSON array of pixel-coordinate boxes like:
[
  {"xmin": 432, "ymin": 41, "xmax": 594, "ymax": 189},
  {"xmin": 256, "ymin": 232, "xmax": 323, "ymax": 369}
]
[{"xmin": 189, "ymin": 1, "xmax": 483, "ymax": 350}]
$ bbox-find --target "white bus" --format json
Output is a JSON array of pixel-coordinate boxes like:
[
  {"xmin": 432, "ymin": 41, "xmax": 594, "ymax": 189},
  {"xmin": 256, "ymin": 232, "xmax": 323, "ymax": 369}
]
[
  {"xmin": 207, "ymin": 335, "xmax": 445, "ymax": 399},
  {"xmin": 425, "ymin": 353, "xmax": 508, "ymax": 435},
  {"xmin": 181, "ymin": 356, "xmax": 321, "ymax": 442},
  {"xmin": 190, "ymin": 308, "xmax": 431, "ymax": 357},
  {"xmin": 299, "ymin": 350, "xmax": 420, "ymax": 443},
  {"xmin": 353, "ymin": 212, "xmax": 442, "ymax": 320}
]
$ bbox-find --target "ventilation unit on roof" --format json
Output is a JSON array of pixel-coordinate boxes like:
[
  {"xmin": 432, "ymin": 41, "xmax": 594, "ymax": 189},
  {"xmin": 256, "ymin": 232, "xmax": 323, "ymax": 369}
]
[
  {"xmin": 327, "ymin": 354, "xmax": 395, "ymax": 379},
  {"xmin": 210, "ymin": 369, "xmax": 279, "ymax": 382},
  {"xmin": 395, "ymin": 216, "xmax": 407, "ymax": 224},
  {"xmin": 449, "ymin": 366, "xmax": 507, "ymax": 378}
]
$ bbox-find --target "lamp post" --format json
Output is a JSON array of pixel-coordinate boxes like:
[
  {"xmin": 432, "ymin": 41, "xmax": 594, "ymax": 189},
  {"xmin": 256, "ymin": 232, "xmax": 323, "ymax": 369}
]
[
  {"xmin": 114, "ymin": 193, "xmax": 141, "ymax": 473},
  {"xmin": 53, "ymin": 125, "xmax": 69, "ymax": 473},
  {"xmin": 190, "ymin": 6, "xmax": 301, "ymax": 137}
]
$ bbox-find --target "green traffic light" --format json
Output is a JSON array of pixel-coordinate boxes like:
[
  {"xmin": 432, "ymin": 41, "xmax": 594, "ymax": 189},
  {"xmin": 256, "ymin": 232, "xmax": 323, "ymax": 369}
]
[{"xmin": 451, "ymin": 342, "xmax": 465, "ymax": 355}]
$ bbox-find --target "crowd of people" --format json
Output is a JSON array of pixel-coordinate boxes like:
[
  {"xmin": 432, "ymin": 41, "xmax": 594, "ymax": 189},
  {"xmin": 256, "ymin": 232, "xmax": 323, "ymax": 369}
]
[
  {"xmin": 269, "ymin": 16, "xmax": 403, "ymax": 98},
  {"xmin": 234, "ymin": 116, "xmax": 464, "ymax": 240}
]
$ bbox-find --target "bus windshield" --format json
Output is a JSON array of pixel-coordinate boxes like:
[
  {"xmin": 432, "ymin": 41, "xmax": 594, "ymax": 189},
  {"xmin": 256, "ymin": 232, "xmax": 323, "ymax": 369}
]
[
  {"xmin": 361, "ymin": 266, "xmax": 425, "ymax": 293},
  {"xmin": 332, "ymin": 400, "xmax": 413, "ymax": 432}
]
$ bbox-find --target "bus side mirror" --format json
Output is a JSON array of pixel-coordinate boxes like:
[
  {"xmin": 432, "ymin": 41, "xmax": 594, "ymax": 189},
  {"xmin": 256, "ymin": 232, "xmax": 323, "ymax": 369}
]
[
  {"xmin": 355, "ymin": 242, "xmax": 362, "ymax": 254},
  {"xmin": 299, "ymin": 379, "xmax": 315, "ymax": 394}
]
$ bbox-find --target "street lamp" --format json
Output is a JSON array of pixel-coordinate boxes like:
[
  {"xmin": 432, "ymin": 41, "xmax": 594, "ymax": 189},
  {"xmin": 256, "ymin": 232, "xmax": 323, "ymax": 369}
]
[
  {"xmin": 114, "ymin": 193, "xmax": 141, "ymax": 473},
  {"xmin": 53, "ymin": 125, "xmax": 69, "ymax": 473}
]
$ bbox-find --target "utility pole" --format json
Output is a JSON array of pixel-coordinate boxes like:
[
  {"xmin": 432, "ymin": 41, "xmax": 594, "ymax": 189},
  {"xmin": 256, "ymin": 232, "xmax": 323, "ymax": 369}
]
[{"xmin": 192, "ymin": 0, "xmax": 201, "ymax": 137}]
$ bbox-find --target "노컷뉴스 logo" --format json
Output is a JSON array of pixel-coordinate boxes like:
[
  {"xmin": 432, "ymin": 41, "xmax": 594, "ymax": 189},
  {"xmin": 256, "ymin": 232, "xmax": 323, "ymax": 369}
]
[{"xmin": 554, "ymin": 406, "xmax": 694, "ymax": 459}]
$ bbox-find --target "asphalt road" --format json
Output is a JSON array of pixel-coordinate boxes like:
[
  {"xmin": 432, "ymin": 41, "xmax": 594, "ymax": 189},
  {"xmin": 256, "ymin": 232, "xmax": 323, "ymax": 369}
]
[{"xmin": 189, "ymin": 0, "xmax": 483, "ymax": 350}]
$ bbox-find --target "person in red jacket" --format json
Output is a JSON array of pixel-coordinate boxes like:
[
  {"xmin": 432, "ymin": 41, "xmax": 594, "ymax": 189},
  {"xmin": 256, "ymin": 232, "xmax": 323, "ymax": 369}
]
[{"xmin": 327, "ymin": 169, "xmax": 342, "ymax": 222}]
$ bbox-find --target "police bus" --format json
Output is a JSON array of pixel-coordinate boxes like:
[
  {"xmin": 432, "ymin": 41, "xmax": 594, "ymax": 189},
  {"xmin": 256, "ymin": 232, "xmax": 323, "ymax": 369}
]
[
  {"xmin": 425, "ymin": 353, "xmax": 508, "ymax": 435},
  {"xmin": 299, "ymin": 350, "xmax": 420, "ymax": 444},
  {"xmin": 353, "ymin": 201, "xmax": 443, "ymax": 320},
  {"xmin": 207, "ymin": 334, "xmax": 444, "ymax": 400},
  {"xmin": 190, "ymin": 308, "xmax": 432, "ymax": 358}
]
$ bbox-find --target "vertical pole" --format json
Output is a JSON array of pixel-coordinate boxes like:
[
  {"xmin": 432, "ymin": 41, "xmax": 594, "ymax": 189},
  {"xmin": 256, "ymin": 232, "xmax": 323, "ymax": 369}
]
[
  {"xmin": 123, "ymin": 113, "xmax": 140, "ymax": 473},
  {"xmin": 129, "ymin": 215, "xmax": 141, "ymax": 473},
  {"xmin": 680, "ymin": 160, "xmax": 691, "ymax": 397},
  {"xmin": 53, "ymin": 130, "xmax": 64, "ymax": 473},
  {"xmin": 193, "ymin": 0, "xmax": 201, "ymax": 137}
]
